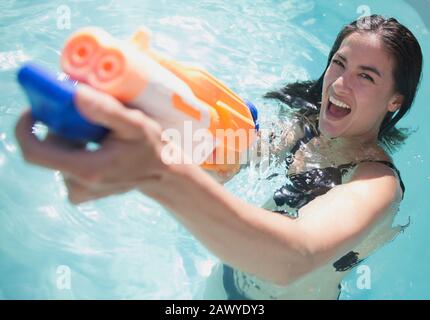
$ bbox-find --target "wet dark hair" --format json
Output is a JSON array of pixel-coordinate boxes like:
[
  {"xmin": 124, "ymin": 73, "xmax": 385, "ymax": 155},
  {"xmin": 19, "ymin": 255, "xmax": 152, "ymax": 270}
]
[{"xmin": 265, "ymin": 15, "xmax": 423, "ymax": 153}]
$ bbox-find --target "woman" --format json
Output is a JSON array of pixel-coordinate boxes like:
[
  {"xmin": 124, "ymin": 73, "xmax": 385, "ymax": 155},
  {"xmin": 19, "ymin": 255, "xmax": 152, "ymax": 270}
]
[{"xmin": 15, "ymin": 15, "xmax": 423, "ymax": 299}]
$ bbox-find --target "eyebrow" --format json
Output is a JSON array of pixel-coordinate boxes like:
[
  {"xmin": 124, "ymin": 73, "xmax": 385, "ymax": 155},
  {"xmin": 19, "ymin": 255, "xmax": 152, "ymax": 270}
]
[{"xmin": 336, "ymin": 53, "xmax": 382, "ymax": 78}]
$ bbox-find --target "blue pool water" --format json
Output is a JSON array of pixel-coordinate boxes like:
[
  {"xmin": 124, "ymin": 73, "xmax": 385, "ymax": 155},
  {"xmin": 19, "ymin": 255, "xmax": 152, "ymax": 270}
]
[{"xmin": 0, "ymin": 0, "xmax": 429, "ymax": 299}]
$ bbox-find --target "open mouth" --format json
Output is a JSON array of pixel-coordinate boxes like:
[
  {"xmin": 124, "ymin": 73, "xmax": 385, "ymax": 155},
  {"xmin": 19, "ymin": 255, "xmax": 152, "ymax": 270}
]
[{"xmin": 326, "ymin": 96, "xmax": 352, "ymax": 120}]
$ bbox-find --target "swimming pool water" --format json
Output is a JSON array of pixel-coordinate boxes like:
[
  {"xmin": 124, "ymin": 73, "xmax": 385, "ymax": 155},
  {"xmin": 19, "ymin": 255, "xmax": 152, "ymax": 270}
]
[{"xmin": 0, "ymin": 0, "xmax": 429, "ymax": 299}]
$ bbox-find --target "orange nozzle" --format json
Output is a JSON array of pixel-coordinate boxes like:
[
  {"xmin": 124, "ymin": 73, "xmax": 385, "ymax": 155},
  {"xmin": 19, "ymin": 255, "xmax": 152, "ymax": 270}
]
[
  {"xmin": 61, "ymin": 27, "xmax": 147, "ymax": 102},
  {"xmin": 61, "ymin": 32, "xmax": 101, "ymax": 82}
]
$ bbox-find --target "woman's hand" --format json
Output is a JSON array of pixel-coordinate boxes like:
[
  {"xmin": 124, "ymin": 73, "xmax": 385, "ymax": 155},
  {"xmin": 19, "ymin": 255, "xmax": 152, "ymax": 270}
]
[{"xmin": 15, "ymin": 84, "xmax": 177, "ymax": 204}]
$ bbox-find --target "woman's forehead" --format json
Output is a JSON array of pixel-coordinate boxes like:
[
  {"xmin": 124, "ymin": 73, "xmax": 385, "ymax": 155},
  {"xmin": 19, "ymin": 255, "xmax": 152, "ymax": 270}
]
[{"xmin": 336, "ymin": 32, "xmax": 395, "ymax": 76}]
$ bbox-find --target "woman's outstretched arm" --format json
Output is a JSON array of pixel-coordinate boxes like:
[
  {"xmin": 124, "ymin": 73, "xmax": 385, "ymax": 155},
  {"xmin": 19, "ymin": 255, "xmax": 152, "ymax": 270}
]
[
  {"xmin": 15, "ymin": 84, "xmax": 401, "ymax": 286},
  {"xmin": 143, "ymin": 157, "xmax": 401, "ymax": 285}
]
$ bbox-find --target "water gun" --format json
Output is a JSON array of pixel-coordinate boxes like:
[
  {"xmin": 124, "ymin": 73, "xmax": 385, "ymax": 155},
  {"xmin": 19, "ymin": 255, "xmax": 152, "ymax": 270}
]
[{"xmin": 17, "ymin": 27, "xmax": 259, "ymax": 171}]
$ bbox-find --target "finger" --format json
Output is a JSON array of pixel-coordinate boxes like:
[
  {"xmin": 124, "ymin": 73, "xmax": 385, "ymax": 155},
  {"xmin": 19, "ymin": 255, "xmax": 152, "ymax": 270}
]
[
  {"xmin": 45, "ymin": 132, "xmax": 86, "ymax": 150},
  {"xmin": 75, "ymin": 84, "xmax": 162, "ymax": 140},
  {"xmin": 15, "ymin": 110, "xmax": 101, "ymax": 177}
]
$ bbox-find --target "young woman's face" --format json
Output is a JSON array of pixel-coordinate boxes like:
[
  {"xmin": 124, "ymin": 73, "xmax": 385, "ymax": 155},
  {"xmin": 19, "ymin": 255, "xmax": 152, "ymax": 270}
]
[{"xmin": 319, "ymin": 32, "xmax": 403, "ymax": 141}]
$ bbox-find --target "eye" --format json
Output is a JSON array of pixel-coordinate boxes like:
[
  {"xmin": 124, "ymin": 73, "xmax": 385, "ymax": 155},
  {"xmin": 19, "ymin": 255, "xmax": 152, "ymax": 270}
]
[
  {"xmin": 359, "ymin": 73, "xmax": 375, "ymax": 83},
  {"xmin": 331, "ymin": 59, "xmax": 344, "ymax": 68}
]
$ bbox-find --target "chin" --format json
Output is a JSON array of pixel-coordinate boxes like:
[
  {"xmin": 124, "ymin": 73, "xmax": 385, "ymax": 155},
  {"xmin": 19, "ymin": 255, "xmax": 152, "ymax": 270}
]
[{"xmin": 318, "ymin": 120, "xmax": 343, "ymax": 139}]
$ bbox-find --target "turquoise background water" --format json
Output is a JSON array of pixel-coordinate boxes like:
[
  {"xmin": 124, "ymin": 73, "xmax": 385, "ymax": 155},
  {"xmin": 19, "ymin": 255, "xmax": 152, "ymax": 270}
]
[{"xmin": 0, "ymin": 0, "xmax": 428, "ymax": 299}]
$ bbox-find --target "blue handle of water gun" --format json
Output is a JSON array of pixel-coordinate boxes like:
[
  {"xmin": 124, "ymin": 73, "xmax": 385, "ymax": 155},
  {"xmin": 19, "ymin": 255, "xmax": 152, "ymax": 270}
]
[{"xmin": 16, "ymin": 62, "xmax": 109, "ymax": 143}]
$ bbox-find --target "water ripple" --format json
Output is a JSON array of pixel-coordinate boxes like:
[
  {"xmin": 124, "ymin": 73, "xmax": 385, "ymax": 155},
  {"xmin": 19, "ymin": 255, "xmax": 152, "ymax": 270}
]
[{"xmin": 2, "ymin": 0, "xmax": 428, "ymax": 299}]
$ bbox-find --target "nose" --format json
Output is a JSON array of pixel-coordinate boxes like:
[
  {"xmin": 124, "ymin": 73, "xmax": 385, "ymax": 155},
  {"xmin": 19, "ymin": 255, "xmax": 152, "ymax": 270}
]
[{"xmin": 332, "ymin": 73, "xmax": 352, "ymax": 96}]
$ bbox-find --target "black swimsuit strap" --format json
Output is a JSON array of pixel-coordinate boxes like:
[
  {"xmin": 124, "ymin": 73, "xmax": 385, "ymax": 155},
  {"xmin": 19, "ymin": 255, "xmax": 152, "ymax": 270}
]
[
  {"xmin": 285, "ymin": 122, "xmax": 319, "ymax": 168},
  {"xmin": 289, "ymin": 122, "xmax": 319, "ymax": 155},
  {"xmin": 284, "ymin": 122, "xmax": 405, "ymax": 198}
]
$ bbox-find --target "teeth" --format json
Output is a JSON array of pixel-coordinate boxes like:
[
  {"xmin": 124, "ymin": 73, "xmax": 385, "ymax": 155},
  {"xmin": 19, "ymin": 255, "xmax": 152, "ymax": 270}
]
[{"xmin": 329, "ymin": 96, "xmax": 351, "ymax": 110}]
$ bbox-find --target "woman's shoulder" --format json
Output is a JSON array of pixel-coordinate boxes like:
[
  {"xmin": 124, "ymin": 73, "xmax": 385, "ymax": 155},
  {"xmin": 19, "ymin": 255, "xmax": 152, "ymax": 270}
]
[{"xmin": 348, "ymin": 155, "xmax": 404, "ymax": 202}]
